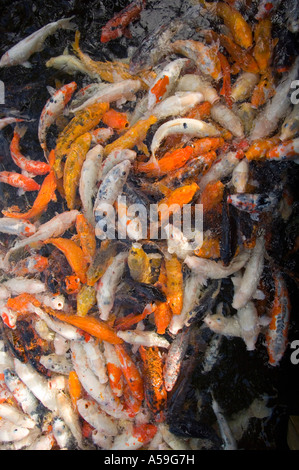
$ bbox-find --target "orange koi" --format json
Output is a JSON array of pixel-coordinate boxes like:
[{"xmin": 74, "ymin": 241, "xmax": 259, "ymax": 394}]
[
  {"xmin": 251, "ymin": 74, "xmax": 276, "ymax": 108},
  {"xmin": 101, "ymin": 0, "xmax": 146, "ymax": 43},
  {"xmin": 0, "ymin": 171, "xmax": 40, "ymax": 192},
  {"xmin": 75, "ymin": 213, "xmax": 96, "ymax": 264},
  {"xmin": 65, "ymin": 275, "xmax": 81, "ymax": 294},
  {"xmin": 219, "ymin": 34, "xmax": 260, "ymax": 74},
  {"xmin": 63, "ymin": 132, "xmax": 92, "ymax": 210},
  {"xmin": 194, "ymin": 237, "xmax": 221, "ymax": 259},
  {"xmin": 114, "ymin": 344, "xmax": 144, "ymax": 401},
  {"xmin": 218, "ymin": 52, "xmax": 233, "ymax": 109},
  {"xmin": 68, "ymin": 370, "xmax": 82, "ymax": 411},
  {"xmin": 265, "ymin": 272, "xmax": 291, "ymax": 366},
  {"xmin": 136, "ymin": 146, "xmax": 194, "ymax": 176},
  {"xmin": 154, "ymin": 301, "xmax": 173, "ymax": 335},
  {"xmin": 139, "ymin": 345, "xmax": 167, "ymax": 422},
  {"xmin": 47, "ymin": 310, "xmax": 123, "ymax": 344},
  {"xmin": 165, "ymin": 254, "xmax": 183, "ymax": 317},
  {"xmin": 114, "ymin": 304, "xmax": 155, "ymax": 331},
  {"xmin": 103, "ymin": 115, "xmax": 157, "ymax": 157},
  {"xmin": 101, "ymin": 109, "xmax": 129, "ymax": 132},
  {"xmin": 53, "ymin": 101, "xmax": 109, "ymax": 179},
  {"xmin": 158, "ymin": 182, "xmax": 199, "ymax": 222},
  {"xmin": 2, "ymin": 170, "xmax": 57, "ymax": 220},
  {"xmin": 44, "ymin": 237, "xmax": 88, "ymax": 284},
  {"xmin": 10, "ymin": 126, "xmax": 51, "ymax": 175},
  {"xmin": 245, "ymin": 136, "xmax": 280, "ymax": 161},
  {"xmin": 150, "ymin": 75, "xmax": 170, "ymax": 105},
  {"xmin": 6, "ymin": 293, "xmax": 40, "ymax": 315},
  {"xmin": 200, "ymin": 180, "xmax": 225, "ymax": 213},
  {"xmin": 184, "ymin": 101, "xmax": 212, "ymax": 120},
  {"xmin": 253, "ymin": 18, "xmax": 276, "ymax": 74},
  {"xmin": 206, "ymin": 1, "xmax": 253, "ymax": 49}
]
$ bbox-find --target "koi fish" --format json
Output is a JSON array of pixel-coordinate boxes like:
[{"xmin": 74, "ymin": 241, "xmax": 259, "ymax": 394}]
[
  {"xmin": 63, "ymin": 132, "xmax": 92, "ymax": 210},
  {"xmin": 0, "ymin": 171, "xmax": 40, "ymax": 192},
  {"xmin": 210, "ymin": 103, "xmax": 245, "ymax": 138},
  {"xmin": 227, "ymin": 193, "xmax": 279, "ymax": 218},
  {"xmin": 170, "ymin": 39, "xmax": 222, "ymax": 81},
  {"xmin": 103, "ymin": 342, "xmax": 124, "ymax": 399},
  {"xmin": 151, "ymin": 92, "xmax": 205, "ymax": 122},
  {"xmin": 218, "ymin": 34, "xmax": 259, "ymax": 74},
  {"xmin": 114, "ymin": 344, "xmax": 144, "ymax": 402},
  {"xmin": 255, "ymin": 0, "xmax": 282, "ymax": 19},
  {"xmin": 231, "ymin": 72, "xmax": 260, "ymax": 103},
  {"xmin": 265, "ymin": 272, "xmax": 291, "ymax": 366},
  {"xmin": 76, "ymin": 285, "xmax": 96, "ymax": 317},
  {"xmin": 177, "ymin": 74, "xmax": 220, "ymax": 105},
  {"xmin": 2, "ymin": 170, "xmax": 57, "ymax": 221},
  {"xmin": 103, "ymin": 115, "xmax": 157, "ymax": 157},
  {"xmin": 204, "ymin": 1, "xmax": 253, "ymax": 49},
  {"xmin": 53, "ymin": 101, "xmax": 109, "ymax": 179},
  {"xmin": 117, "ymin": 330, "xmax": 170, "ymax": 349},
  {"xmin": 148, "ymin": 58, "xmax": 189, "ymax": 109},
  {"xmin": 211, "ymin": 393, "xmax": 237, "ymax": 450},
  {"xmin": 0, "ymin": 117, "xmax": 25, "ymax": 130},
  {"xmin": 100, "ymin": 0, "xmax": 146, "ymax": 43},
  {"xmin": 251, "ymin": 74, "xmax": 276, "ymax": 109},
  {"xmin": 10, "ymin": 126, "xmax": 51, "ymax": 175},
  {"xmin": 163, "ymin": 330, "xmax": 190, "ymax": 392},
  {"xmin": 253, "ymin": 18, "xmax": 276, "ymax": 74},
  {"xmin": 139, "ymin": 346, "xmax": 167, "ymax": 421},
  {"xmin": 280, "ymin": 104, "xmax": 299, "ymax": 141},
  {"xmin": 0, "ymin": 17, "xmax": 76, "ymax": 68},
  {"xmin": 76, "ymin": 213, "xmax": 96, "ymax": 264},
  {"xmin": 231, "ymin": 158, "xmax": 249, "ymax": 193},
  {"xmin": 266, "ymin": 138, "xmax": 299, "ymax": 161},
  {"xmin": 245, "ymin": 136, "xmax": 280, "ymax": 161},
  {"xmin": 164, "ymin": 254, "xmax": 183, "ymax": 317},
  {"xmin": 101, "ymin": 109, "xmax": 129, "ymax": 132},
  {"xmin": 43, "ymin": 237, "xmax": 88, "ymax": 284},
  {"xmin": 38, "ymin": 81, "xmax": 77, "ymax": 158}
]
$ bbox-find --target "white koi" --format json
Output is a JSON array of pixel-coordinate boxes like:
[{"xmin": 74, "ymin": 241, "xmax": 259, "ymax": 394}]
[
  {"xmin": 163, "ymin": 330, "xmax": 190, "ymax": 392},
  {"xmin": 96, "ymin": 251, "xmax": 128, "ymax": 321},
  {"xmin": 52, "ymin": 416, "xmax": 77, "ymax": 450},
  {"xmin": 232, "ymin": 235, "xmax": 265, "ymax": 310},
  {"xmin": 151, "ymin": 91, "xmax": 204, "ymax": 121},
  {"xmin": 236, "ymin": 302, "xmax": 261, "ymax": 351},
  {"xmin": 0, "ymin": 402, "xmax": 36, "ymax": 429},
  {"xmin": 176, "ymin": 74, "xmax": 220, "ymax": 105},
  {"xmin": 0, "ymin": 419, "xmax": 29, "ymax": 442},
  {"xmin": 159, "ymin": 423, "xmax": 190, "ymax": 450},
  {"xmin": 280, "ymin": 104, "xmax": 299, "ymax": 141},
  {"xmin": 198, "ymin": 151, "xmax": 241, "ymax": 192},
  {"xmin": 100, "ymin": 149, "xmax": 137, "ymax": 181},
  {"xmin": 2, "ymin": 277, "xmax": 46, "ymax": 295},
  {"xmin": 79, "ymin": 144, "xmax": 104, "ymax": 226},
  {"xmin": 70, "ymin": 79, "xmax": 142, "ymax": 113},
  {"xmin": 33, "ymin": 306, "xmax": 83, "ymax": 341},
  {"xmin": 211, "ymin": 102, "xmax": 245, "ymax": 138},
  {"xmin": 76, "ymin": 398, "xmax": 118, "ymax": 436},
  {"xmin": 117, "ymin": 330, "xmax": 170, "ymax": 349},
  {"xmin": 26, "ymin": 432, "xmax": 55, "ymax": 450},
  {"xmin": 211, "ymin": 394, "xmax": 237, "ymax": 450},
  {"xmin": 39, "ymin": 353, "xmax": 73, "ymax": 375},
  {"xmin": 83, "ymin": 338, "xmax": 108, "ymax": 384},
  {"xmin": 0, "ymin": 17, "xmax": 76, "ymax": 68},
  {"xmin": 231, "ymin": 158, "xmax": 249, "ymax": 193},
  {"xmin": 56, "ymin": 389, "xmax": 85, "ymax": 449},
  {"xmin": 13, "ymin": 358, "xmax": 58, "ymax": 412}
]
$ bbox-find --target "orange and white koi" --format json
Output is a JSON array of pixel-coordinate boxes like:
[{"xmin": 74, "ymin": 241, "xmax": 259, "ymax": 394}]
[
  {"xmin": 265, "ymin": 272, "xmax": 291, "ymax": 367},
  {"xmin": 150, "ymin": 118, "xmax": 220, "ymax": 163},
  {"xmin": 0, "ymin": 17, "xmax": 75, "ymax": 68},
  {"xmin": 114, "ymin": 344, "xmax": 144, "ymax": 402},
  {"xmin": 103, "ymin": 342, "xmax": 124, "ymax": 399},
  {"xmin": 10, "ymin": 126, "xmax": 51, "ymax": 175},
  {"xmin": 2, "ymin": 169, "xmax": 57, "ymax": 221},
  {"xmin": 0, "ymin": 170, "xmax": 40, "ymax": 192},
  {"xmin": 148, "ymin": 58, "xmax": 189, "ymax": 109},
  {"xmin": 0, "ymin": 217, "xmax": 36, "ymax": 237},
  {"xmin": 171, "ymin": 39, "xmax": 222, "ymax": 81},
  {"xmin": 266, "ymin": 138, "xmax": 299, "ymax": 161},
  {"xmin": 110, "ymin": 422, "xmax": 157, "ymax": 450},
  {"xmin": 245, "ymin": 136, "xmax": 280, "ymax": 161},
  {"xmin": 255, "ymin": 0, "xmax": 282, "ymax": 20},
  {"xmin": 91, "ymin": 127, "xmax": 114, "ymax": 145},
  {"xmin": 11, "ymin": 254, "xmax": 49, "ymax": 276},
  {"xmin": 38, "ymin": 81, "xmax": 77, "ymax": 157}
]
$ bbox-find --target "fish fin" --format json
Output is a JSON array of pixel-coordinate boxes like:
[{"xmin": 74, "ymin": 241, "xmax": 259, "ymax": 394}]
[
  {"xmin": 15, "ymin": 124, "xmax": 27, "ymax": 138},
  {"xmin": 58, "ymin": 16, "xmax": 77, "ymax": 31},
  {"xmin": 63, "ymin": 46, "xmax": 69, "ymax": 55},
  {"xmin": 17, "ymin": 188, "xmax": 25, "ymax": 197},
  {"xmin": 46, "ymin": 85, "xmax": 56, "ymax": 96},
  {"xmin": 137, "ymin": 142, "xmax": 149, "ymax": 156},
  {"xmin": 156, "ymin": 183, "xmax": 172, "ymax": 197},
  {"xmin": 21, "ymin": 61, "xmax": 32, "ymax": 68}
]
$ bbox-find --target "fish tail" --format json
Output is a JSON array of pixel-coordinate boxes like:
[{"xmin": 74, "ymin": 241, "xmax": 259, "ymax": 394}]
[
  {"xmin": 15, "ymin": 124, "xmax": 27, "ymax": 139},
  {"xmin": 58, "ymin": 16, "xmax": 77, "ymax": 31}
]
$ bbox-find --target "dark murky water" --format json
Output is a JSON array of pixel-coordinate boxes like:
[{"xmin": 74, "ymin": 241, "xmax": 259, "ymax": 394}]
[{"xmin": 0, "ymin": 0, "xmax": 298, "ymax": 451}]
